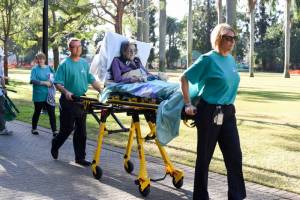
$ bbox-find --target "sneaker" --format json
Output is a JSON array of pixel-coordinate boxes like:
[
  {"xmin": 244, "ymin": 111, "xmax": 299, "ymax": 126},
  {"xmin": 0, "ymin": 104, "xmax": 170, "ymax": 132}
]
[
  {"xmin": 75, "ymin": 159, "xmax": 91, "ymax": 166},
  {"xmin": 31, "ymin": 129, "xmax": 39, "ymax": 135},
  {"xmin": 0, "ymin": 129, "xmax": 13, "ymax": 135}
]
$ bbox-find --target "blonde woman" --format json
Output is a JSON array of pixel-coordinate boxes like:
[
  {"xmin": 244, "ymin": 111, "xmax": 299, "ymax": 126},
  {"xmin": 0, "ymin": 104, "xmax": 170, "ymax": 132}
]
[
  {"xmin": 30, "ymin": 52, "xmax": 57, "ymax": 136},
  {"xmin": 180, "ymin": 23, "xmax": 246, "ymax": 200}
]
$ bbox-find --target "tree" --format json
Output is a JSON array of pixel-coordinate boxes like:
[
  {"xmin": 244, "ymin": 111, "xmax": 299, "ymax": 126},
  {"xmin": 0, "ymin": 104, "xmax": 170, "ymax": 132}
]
[
  {"xmin": 94, "ymin": 0, "xmax": 134, "ymax": 34},
  {"xmin": 247, "ymin": 0, "xmax": 257, "ymax": 77},
  {"xmin": 283, "ymin": 0, "xmax": 291, "ymax": 78},
  {"xmin": 192, "ymin": 1, "xmax": 217, "ymax": 53},
  {"xmin": 216, "ymin": 0, "xmax": 223, "ymax": 24},
  {"xmin": 0, "ymin": 0, "xmax": 25, "ymax": 79},
  {"xmin": 264, "ymin": 0, "xmax": 300, "ymax": 77},
  {"xmin": 48, "ymin": 0, "xmax": 94, "ymax": 68},
  {"xmin": 143, "ymin": 0, "xmax": 150, "ymax": 42},
  {"xmin": 187, "ymin": 0, "xmax": 193, "ymax": 67},
  {"xmin": 147, "ymin": 2, "xmax": 157, "ymax": 69},
  {"xmin": 226, "ymin": 0, "xmax": 236, "ymax": 28},
  {"xmin": 159, "ymin": 0, "xmax": 166, "ymax": 72},
  {"xmin": 136, "ymin": 0, "xmax": 149, "ymax": 42},
  {"xmin": 136, "ymin": 0, "xmax": 143, "ymax": 40},
  {"xmin": 166, "ymin": 17, "xmax": 180, "ymax": 68}
]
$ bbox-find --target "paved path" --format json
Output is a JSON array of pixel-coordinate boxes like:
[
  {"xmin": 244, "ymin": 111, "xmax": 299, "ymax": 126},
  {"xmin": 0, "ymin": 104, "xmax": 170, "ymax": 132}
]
[{"xmin": 0, "ymin": 121, "xmax": 299, "ymax": 200}]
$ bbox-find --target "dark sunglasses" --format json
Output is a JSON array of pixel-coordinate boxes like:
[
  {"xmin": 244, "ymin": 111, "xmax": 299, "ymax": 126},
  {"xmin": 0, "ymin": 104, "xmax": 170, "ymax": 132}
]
[{"xmin": 222, "ymin": 35, "xmax": 238, "ymax": 42}]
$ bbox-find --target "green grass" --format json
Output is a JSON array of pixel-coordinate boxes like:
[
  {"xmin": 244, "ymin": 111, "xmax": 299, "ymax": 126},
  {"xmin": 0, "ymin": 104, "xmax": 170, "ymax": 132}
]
[{"xmin": 7, "ymin": 69, "xmax": 300, "ymax": 194}]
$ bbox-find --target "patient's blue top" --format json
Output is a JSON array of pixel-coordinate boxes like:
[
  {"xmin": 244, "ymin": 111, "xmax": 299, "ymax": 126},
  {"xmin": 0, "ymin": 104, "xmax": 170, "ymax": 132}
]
[
  {"xmin": 183, "ymin": 50, "xmax": 240, "ymax": 105},
  {"xmin": 54, "ymin": 57, "xmax": 95, "ymax": 96}
]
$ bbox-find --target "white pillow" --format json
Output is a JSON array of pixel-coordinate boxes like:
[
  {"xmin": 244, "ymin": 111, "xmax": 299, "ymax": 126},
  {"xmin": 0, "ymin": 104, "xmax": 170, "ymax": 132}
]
[{"xmin": 90, "ymin": 32, "xmax": 152, "ymax": 83}]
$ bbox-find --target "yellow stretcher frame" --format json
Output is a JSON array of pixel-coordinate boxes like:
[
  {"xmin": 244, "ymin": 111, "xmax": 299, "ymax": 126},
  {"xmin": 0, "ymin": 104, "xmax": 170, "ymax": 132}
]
[{"xmin": 76, "ymin": 95, "xmax": 185, "ymax": 197}]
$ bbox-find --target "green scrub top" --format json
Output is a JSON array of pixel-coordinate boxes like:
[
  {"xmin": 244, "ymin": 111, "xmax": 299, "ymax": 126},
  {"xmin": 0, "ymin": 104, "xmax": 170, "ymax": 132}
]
[
  {"xmin": 183, "ymin": 50, "xmax": 240, "ymax": 105},
  {"xmin": 54, "ymin": 57, "xmax": 95, "ymax": 97},
  {"xmin": 30, "ymin": 65, "xmax": 54, "ymax": 102}
]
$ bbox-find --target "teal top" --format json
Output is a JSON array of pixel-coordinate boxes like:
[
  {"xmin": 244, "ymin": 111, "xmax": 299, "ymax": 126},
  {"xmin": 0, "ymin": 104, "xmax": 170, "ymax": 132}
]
[
  {"xmin": 30, "ymin": 65, "xmax": 55, "ymax": 102},
  {"xmin": 183, "ymin": 50, "xmax": 240, "ymax": 105},
  {"xmin": 54, "ymin": 57, "xmax": 95, "ymax": 97}
]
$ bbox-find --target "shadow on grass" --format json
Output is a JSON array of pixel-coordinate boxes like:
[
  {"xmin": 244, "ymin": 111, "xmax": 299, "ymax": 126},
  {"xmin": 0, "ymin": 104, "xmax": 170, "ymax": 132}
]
[
  {"xmin": 274, "ymin": 133, "xmax": 300, "ymax": 152},
  {"xmin": 237, "ymin": 118, "xmax": 300, "ymax": 130},
  {"xmin": 238, "ymin": 90, "xmax": 300, "ymax": 102}
]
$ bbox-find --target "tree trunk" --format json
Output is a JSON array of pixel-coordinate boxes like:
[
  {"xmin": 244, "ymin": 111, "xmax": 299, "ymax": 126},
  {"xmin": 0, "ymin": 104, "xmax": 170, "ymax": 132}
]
[
  {"xmin": 115, "ymin": 5, "xmax": 124, "ymax": 34},
  {"xmin": 53, "ymin": 46, "xmax": 60, "ymax": 70},
  {"xmin": 143, "ymin": 0, "xmax": 150, "ymax": 42},
  {"xmin": 136, "ymin": 0, "xmax": 143, "ymax": 41},
  {"xmin": 216, "ymin": 0, "xmax": 223, "ymax": 24},
  {"xmin": 159, "ymin": 0, "xmax": 167, "ymax": 72},
  {"xmin": 226, "ymin": 0, "xmax": 236, "ymax": 28},
  {"xmin": 3, "ymin": 38, "xmax": 9, "ymax": 83},
  {"xmin": 187, "ymin": 0, "xmax": 193, "ymax": 67},
  {"xmin": 283, "ymin": 0, "xmax": 291, "ymax": 78},
  {"xmin": 249, "ymin": 1, "xmax": 255, "ymax": 77}
]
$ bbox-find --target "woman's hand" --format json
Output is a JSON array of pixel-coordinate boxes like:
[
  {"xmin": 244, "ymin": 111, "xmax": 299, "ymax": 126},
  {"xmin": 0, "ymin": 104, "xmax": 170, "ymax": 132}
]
[
  {"xmin": 42, "ymin": 81, "xmax": 52, "ymax": 87},
  {"xmin": 185, "ymin": 104, "xmax": 197, "ymax": 116}
]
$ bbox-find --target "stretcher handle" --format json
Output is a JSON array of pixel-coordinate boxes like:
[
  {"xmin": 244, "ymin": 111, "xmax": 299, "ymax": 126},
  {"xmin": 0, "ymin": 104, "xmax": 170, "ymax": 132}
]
[{"xmin": 71, "ymin": 95, "xmax": 99, "ymax": 102}]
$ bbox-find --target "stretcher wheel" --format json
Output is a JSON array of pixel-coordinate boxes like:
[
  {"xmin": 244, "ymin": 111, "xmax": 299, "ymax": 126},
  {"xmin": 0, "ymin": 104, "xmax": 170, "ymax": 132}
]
[
  {"xmin": 172, "ymin": 176, "xmax": 184, "ymax": 189},
  {"xmin": 124, "ymin": 160, "xmax": 134, "ymax": 174},
  {"xmin": 92, "ymin": 166, "xmax": 103, "ymax": 180},
  {"xmin": 139, "ymin": 184, "xmax": 150, "ymax": 197}
]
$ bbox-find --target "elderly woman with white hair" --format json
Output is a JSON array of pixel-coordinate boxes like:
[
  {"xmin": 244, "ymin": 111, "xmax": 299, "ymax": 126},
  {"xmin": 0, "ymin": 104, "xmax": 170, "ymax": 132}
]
[{"xmin": 180, "ymin": 23, "xmax": 246, "ymax": 200}]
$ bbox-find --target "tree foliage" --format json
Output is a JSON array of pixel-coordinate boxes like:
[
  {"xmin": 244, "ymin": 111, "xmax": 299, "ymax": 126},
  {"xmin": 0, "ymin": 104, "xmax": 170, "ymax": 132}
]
[{"xmin": 94, "ymin": 0, "xmax": 134, "ymax": 34}]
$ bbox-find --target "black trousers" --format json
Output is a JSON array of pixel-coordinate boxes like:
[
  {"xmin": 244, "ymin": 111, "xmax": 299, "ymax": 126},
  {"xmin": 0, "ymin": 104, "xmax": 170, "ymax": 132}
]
[
  {"xmin": 52, "ymin": 95, "xmax": 87, "ymax": 160},
  {"xmin": 193, "ymin": 99, "xmax": 246, "ymax": 200},
  {"xmin": 32, "ymin": 101, "xmax": 57, "ymax": 132}
]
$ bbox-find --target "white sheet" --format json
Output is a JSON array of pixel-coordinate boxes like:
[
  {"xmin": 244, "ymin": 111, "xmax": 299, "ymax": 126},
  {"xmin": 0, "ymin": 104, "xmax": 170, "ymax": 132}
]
[{"xmin": 90, "ymin": 32, "xmax": 152, "ymax": 83}]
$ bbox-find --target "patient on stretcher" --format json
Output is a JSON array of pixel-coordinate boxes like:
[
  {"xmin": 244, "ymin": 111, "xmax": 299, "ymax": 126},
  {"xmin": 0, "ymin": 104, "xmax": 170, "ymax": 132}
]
[
  {"xmin": 90, "ymin": 32, "xmax": 184, "ymax": 145},
  {"xmin": 111, "ymin": 41, "xmax": 166, "ymax": 83}
]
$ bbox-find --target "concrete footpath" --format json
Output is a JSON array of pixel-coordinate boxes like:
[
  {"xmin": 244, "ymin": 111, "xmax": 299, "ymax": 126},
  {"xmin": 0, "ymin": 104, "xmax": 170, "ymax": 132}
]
[{"xmin": 0, "ymin": 120, "xmax": 299, "ymax": 200}]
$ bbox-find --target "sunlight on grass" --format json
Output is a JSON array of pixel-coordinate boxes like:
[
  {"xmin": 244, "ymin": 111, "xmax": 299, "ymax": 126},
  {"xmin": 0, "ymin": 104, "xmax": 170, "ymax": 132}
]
[{"xmin": 7, "ymin": 69, "xmax": 300, "ymax": 194}]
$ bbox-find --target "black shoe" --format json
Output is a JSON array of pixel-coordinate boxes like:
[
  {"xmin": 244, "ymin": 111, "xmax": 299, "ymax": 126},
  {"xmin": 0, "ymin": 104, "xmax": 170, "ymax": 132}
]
[
  {"xmin": 75, "ymin": 159, "xmax": 91, "ymax": 166},
  {"xmin": 31, "ymin": 129, "xmax": 39, "ymax": 135},
  {"xmin": 51, "ymin": 139, "xmax": 58, "ymax": 159},
  {"xmin": 51, "ymin": 148, "xmax": 58, "ymax": 159},
  {"xmin": 52, "ymin": 131, "xmax": 59, "ymax": 138}
]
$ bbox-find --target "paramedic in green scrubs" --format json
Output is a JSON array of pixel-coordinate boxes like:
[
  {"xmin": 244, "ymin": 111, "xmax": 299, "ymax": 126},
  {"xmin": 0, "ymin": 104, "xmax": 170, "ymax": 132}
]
[
  {"xmin": 180, "ymin": 23, "xmax": 246, "ymax": 200},
  {"xmin": 51, "ymin": 38, "xmax": 102, "ymax": 166}
]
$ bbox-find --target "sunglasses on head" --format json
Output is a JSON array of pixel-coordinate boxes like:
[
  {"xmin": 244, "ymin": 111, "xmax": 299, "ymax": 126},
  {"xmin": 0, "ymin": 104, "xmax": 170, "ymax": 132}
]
[{"xmin": 222, "ymin": 35, "xmax": 238, "ymax": 42}]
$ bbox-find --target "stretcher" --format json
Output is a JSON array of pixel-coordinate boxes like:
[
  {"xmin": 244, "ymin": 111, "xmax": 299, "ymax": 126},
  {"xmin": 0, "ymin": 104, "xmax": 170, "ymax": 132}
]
[
  {"xmin": 87, "ymin": 32, "xmax": 194, "ymax": 196},
  {"xmin": 75, "ymin": 93, "xmax": 186, "ymax": 197}
]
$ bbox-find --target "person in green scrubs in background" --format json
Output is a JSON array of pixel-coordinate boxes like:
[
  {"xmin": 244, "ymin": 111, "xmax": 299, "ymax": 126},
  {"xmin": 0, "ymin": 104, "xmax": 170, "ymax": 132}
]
[{"xmin": 30, "ymin": 52, "xmax": 57, "ymax": 136}]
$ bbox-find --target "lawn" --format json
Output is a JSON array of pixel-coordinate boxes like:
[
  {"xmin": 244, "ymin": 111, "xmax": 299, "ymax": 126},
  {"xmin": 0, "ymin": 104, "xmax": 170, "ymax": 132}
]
[{"xmin": 7, "ymin": 68, "xmax": 300, "ymax": 194}]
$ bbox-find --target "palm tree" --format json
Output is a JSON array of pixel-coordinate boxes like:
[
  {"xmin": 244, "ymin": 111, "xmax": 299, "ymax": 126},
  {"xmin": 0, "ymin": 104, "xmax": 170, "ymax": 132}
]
[
  {"xmin": 159, "ymin": 0, "xmax": 167, "ymax": 72},
  {"xmin": 248, "ymin": 0, "xmax": 257, "ymax": 77},
  {"xmin": 264, "ymin": 0, "xmax": 300, "ymax": 78},
  {"xmin": 283, "ymin": 0, "xmax": 291, "ymax": 78},
  {"xmin": 136, "ymin": 0, "xmax": 144, "ymax": 41},
  {"xmin": 216, "ymin": 0, "xmax": 223, "ymax": 24},
  {"xmin": 143, "ymin": 0, "xmax": 150, "ymax": 42},
  {"xmin": 187, "ymin": 0, "xmax": 193, "ymax": 67},
  {"xmin": 226, "ymin": 0, "xmax": 236, "ymax": 28}
]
